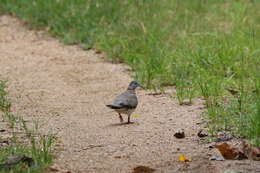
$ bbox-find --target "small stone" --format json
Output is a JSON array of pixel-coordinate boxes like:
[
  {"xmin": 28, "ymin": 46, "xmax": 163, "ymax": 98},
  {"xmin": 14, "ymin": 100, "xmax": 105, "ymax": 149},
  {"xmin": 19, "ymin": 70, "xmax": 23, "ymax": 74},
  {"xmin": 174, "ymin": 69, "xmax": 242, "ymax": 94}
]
[{"xmin": 174, "ymin": 129, "xmax": 185, "ymax": 139}]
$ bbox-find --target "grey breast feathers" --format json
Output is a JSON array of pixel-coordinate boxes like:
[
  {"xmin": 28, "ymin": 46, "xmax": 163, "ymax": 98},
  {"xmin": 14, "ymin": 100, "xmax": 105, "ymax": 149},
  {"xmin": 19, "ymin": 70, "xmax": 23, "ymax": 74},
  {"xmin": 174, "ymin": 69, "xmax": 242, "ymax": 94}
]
[{"xmin": 107, "ymin": 90, "xmax": 138, "ymax": 109}]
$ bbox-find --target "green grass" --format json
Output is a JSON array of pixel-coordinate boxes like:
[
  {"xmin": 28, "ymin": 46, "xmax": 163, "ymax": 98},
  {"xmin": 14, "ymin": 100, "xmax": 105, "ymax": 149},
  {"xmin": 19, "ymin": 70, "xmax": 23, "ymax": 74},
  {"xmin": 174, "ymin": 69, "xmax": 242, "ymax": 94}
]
[
  {"xmin": 0, "ymin": 0, "xmax": 259, "ymax": 145},
  {"xmin": 0, "ymin": 80, "xmax": 54, "ymax": 173}
]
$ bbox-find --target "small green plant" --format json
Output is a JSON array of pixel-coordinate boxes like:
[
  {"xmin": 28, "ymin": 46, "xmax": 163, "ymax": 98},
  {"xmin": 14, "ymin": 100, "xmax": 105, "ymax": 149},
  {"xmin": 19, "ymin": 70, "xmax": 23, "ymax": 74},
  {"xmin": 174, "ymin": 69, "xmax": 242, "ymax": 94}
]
[
  {"xmin": 3, "ymin": 111, "xmax": 17, "ymax": 129},
  {"xmin": 0, "ymin": 81, "xmax": 11, "ymax": 112},
  {"xmin": 0, "ymin": 80, "xmax": 55, "ymax": 173}
]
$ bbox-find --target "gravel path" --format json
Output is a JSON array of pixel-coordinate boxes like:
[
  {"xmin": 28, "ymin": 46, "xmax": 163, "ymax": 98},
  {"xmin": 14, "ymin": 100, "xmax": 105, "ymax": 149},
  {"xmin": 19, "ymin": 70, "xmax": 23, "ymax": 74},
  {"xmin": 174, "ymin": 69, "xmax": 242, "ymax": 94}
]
[{"xmin": 0, "ymin": 15, "xmax": 259, "ymax": 173}]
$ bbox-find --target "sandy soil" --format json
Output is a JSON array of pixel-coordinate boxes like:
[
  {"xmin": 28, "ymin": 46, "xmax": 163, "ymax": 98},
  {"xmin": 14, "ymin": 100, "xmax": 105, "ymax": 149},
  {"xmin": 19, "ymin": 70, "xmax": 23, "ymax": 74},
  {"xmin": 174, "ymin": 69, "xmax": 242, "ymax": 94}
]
[{"xmin": 0, "ymin": 15, "xmax": 259, "ymax": 173}]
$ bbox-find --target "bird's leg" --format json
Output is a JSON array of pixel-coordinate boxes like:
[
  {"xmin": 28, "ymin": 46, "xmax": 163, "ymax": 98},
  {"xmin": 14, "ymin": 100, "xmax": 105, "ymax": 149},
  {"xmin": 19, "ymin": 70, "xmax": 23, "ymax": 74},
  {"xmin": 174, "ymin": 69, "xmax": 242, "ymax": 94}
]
[
  {"xmin": 127, "ymin": 114, "xmax": 132, "ymax": 124},
  {"xmin": 118, "ymin": 113, "xmax": 123, "ymax": 123}
]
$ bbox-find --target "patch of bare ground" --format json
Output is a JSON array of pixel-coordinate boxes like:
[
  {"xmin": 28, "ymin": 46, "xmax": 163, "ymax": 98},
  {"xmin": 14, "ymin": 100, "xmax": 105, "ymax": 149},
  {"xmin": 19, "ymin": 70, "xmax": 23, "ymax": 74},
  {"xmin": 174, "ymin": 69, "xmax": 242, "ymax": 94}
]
[{"xmin": 0, "ymin": 15, "xmax": 259, "ymax": 173}]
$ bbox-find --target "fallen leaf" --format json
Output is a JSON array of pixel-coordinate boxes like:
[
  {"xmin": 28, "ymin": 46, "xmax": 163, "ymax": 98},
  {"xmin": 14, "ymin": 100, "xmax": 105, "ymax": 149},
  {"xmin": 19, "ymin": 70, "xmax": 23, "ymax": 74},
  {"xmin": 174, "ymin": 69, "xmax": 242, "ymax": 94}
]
[
  {"xmin": 197, "ymin": 129, "xmax": 208, "ymax": 138},
  {"xmin": 215, "ymin": 142, "xmax": 246, "ymax": 160},
  {"xmin": 174, "ymin": 129, "xmax": 185, "ymax": 139},
  {"xmin": 114, "ymin": 155, "xmax": 122, "ymax": 159},
  {"xmin": 133, "ymin": 166, "xmax": 155, "ymax": 173},
  {"xmin": 178, "ymin": 154, "xmax": 191, "ymax": 162},
  {"xmin": 242, "ymin": 141, "xmax": 260, "ymax": 161},
  {"xmin": 132, "ymin": 114, "xmax": 140, "ymax": 118}
]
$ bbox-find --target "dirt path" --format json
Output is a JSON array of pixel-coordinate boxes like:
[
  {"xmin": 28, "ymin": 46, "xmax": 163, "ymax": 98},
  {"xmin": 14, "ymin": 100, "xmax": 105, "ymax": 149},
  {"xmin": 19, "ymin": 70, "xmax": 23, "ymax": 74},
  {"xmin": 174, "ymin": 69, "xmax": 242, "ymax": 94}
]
[{"xmin": 0, "ymin": 15, "xmax": 259, "ymax": 173}]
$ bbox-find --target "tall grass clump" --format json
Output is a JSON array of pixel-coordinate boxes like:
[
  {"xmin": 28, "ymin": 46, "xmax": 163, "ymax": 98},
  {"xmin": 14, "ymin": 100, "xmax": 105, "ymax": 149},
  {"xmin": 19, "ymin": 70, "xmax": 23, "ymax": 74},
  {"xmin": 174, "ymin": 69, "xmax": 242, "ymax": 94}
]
[
  {"xmin": 0, "ymin": 80, "xmax": 55, "ymax": 173},
  {"xmin": 0, "ymin": 0, "xmax": 260, "ymax": 144}
]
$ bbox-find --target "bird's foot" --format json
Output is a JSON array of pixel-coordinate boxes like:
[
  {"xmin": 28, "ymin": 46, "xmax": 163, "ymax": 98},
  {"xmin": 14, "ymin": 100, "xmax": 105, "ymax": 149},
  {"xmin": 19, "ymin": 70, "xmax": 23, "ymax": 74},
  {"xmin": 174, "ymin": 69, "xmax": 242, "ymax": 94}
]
[
  {"xmin": 127, "ymin": 115, "xmax": 133, "ymax": 124},
  {"xmin": 119, "ymin": 115, "xmax": 124, "ymax": 123}
]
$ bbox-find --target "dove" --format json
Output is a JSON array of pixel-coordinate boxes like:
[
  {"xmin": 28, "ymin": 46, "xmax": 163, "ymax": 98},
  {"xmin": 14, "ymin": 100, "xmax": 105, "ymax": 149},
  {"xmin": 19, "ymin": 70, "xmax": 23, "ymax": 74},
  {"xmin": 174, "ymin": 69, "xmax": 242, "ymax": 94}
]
[{"xmin": 106, "ymin": 81, "xmax": 141, "ymax": 123}]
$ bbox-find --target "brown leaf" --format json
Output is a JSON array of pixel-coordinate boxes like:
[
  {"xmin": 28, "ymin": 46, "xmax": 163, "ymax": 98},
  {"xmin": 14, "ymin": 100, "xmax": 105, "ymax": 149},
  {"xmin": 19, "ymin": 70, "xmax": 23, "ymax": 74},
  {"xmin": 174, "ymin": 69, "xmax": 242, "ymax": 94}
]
[
  {"xmin": 133, "ymin": 166, "xmax": 155, "ymax": 173},
  {"xmin": 197, "ymin": 129, "xmax": 208, "ymax": 138},
  {"xmin": 215, "ymin": 142, "xmax": 246, "ymax": 160},
  {"xmin": 242, "ymin": 141, "xmax": 260, "ymax": 161},
  {"xmin": 114, "ymin": 155, "xmax": 122, "ymax": 159},
  {"xmin": 174, "ymin": 129, "xmax": 185, "ymax": 139}
]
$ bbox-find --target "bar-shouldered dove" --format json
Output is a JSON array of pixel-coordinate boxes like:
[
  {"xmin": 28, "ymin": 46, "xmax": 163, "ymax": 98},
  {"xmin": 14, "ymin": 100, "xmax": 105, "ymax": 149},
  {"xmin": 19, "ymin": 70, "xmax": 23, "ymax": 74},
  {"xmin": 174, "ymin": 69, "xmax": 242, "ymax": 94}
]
[{"xmin": 106, "ymin": 81, "xmax": 141, "ymax": 124}]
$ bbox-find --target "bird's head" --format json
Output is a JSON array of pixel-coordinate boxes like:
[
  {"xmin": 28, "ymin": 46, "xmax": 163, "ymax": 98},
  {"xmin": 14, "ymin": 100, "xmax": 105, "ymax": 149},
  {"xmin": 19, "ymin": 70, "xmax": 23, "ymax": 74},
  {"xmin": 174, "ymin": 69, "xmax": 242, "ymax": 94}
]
[{"xmin": 128, "ymin": 81, "xmax": 142, "ymax": 90}]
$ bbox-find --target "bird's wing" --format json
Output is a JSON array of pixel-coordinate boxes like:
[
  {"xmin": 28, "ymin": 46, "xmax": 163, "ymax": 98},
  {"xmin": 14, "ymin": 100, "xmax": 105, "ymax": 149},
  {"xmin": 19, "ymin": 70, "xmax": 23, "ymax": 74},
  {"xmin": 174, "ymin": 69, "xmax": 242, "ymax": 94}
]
[{"xmin": 112, "ymin": 91, "xmax": 138, "ymax": 109}]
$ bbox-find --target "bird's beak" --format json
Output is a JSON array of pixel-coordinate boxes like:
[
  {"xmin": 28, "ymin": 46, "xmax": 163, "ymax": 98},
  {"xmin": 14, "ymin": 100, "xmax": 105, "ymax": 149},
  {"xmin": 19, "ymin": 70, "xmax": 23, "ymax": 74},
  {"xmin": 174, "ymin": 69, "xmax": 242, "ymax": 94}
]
[{"xmin": 139, "ymin": 85, "xmax": 144, "ymax": 89}]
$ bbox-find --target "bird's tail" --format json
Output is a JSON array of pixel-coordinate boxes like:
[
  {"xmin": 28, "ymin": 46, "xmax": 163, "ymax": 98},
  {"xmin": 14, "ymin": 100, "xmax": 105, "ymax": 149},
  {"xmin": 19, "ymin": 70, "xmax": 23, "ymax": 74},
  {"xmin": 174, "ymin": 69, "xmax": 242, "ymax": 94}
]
[{"xmin": 106, "ymin": 104, "xmax": 121, "ymax": 109}]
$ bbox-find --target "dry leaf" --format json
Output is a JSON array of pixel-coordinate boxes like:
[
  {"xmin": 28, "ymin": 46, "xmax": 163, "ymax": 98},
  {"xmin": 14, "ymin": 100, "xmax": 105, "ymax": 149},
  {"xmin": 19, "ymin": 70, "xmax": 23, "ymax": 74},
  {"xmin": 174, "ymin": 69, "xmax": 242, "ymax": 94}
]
[
  {"xmin": 215, "ymin": 143, "xmax": 238, "ymax": 159},
  {"xmin": 174, "ymin": 129, "xmax": 185, "ymax": 139},
  {"xmin": 114, "ymin": 155, "xmax": 122, "ymax": 159},
  {"xmin": 133, "ymin": 166, "xmax": 155, "ymax": 173},
  {"xmin": 132, "ymin": 114, "xmax": 140, "ymax": 118},
  {"xmin": 178, "ymin": 154, "xmax": 191, "ymax": 162},
  {"xmin": 215, "ymin": 142, "xmax": 245, "ymax": 160},
  {"xmin": 197, "ymin": 129, "xmax": 208, "ymax": 138},
  {"xmin": 242, "ymin": 141, "xmax": 260, "ymax": 161}
]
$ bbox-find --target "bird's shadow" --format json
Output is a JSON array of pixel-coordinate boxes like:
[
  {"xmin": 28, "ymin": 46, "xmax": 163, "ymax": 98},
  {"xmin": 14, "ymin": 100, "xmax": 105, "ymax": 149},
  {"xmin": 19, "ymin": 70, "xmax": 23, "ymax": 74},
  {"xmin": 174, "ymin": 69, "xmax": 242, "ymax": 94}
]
[{"xmin": 107, "ymin": 122, "xmax": 137, "ymax": 127}]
